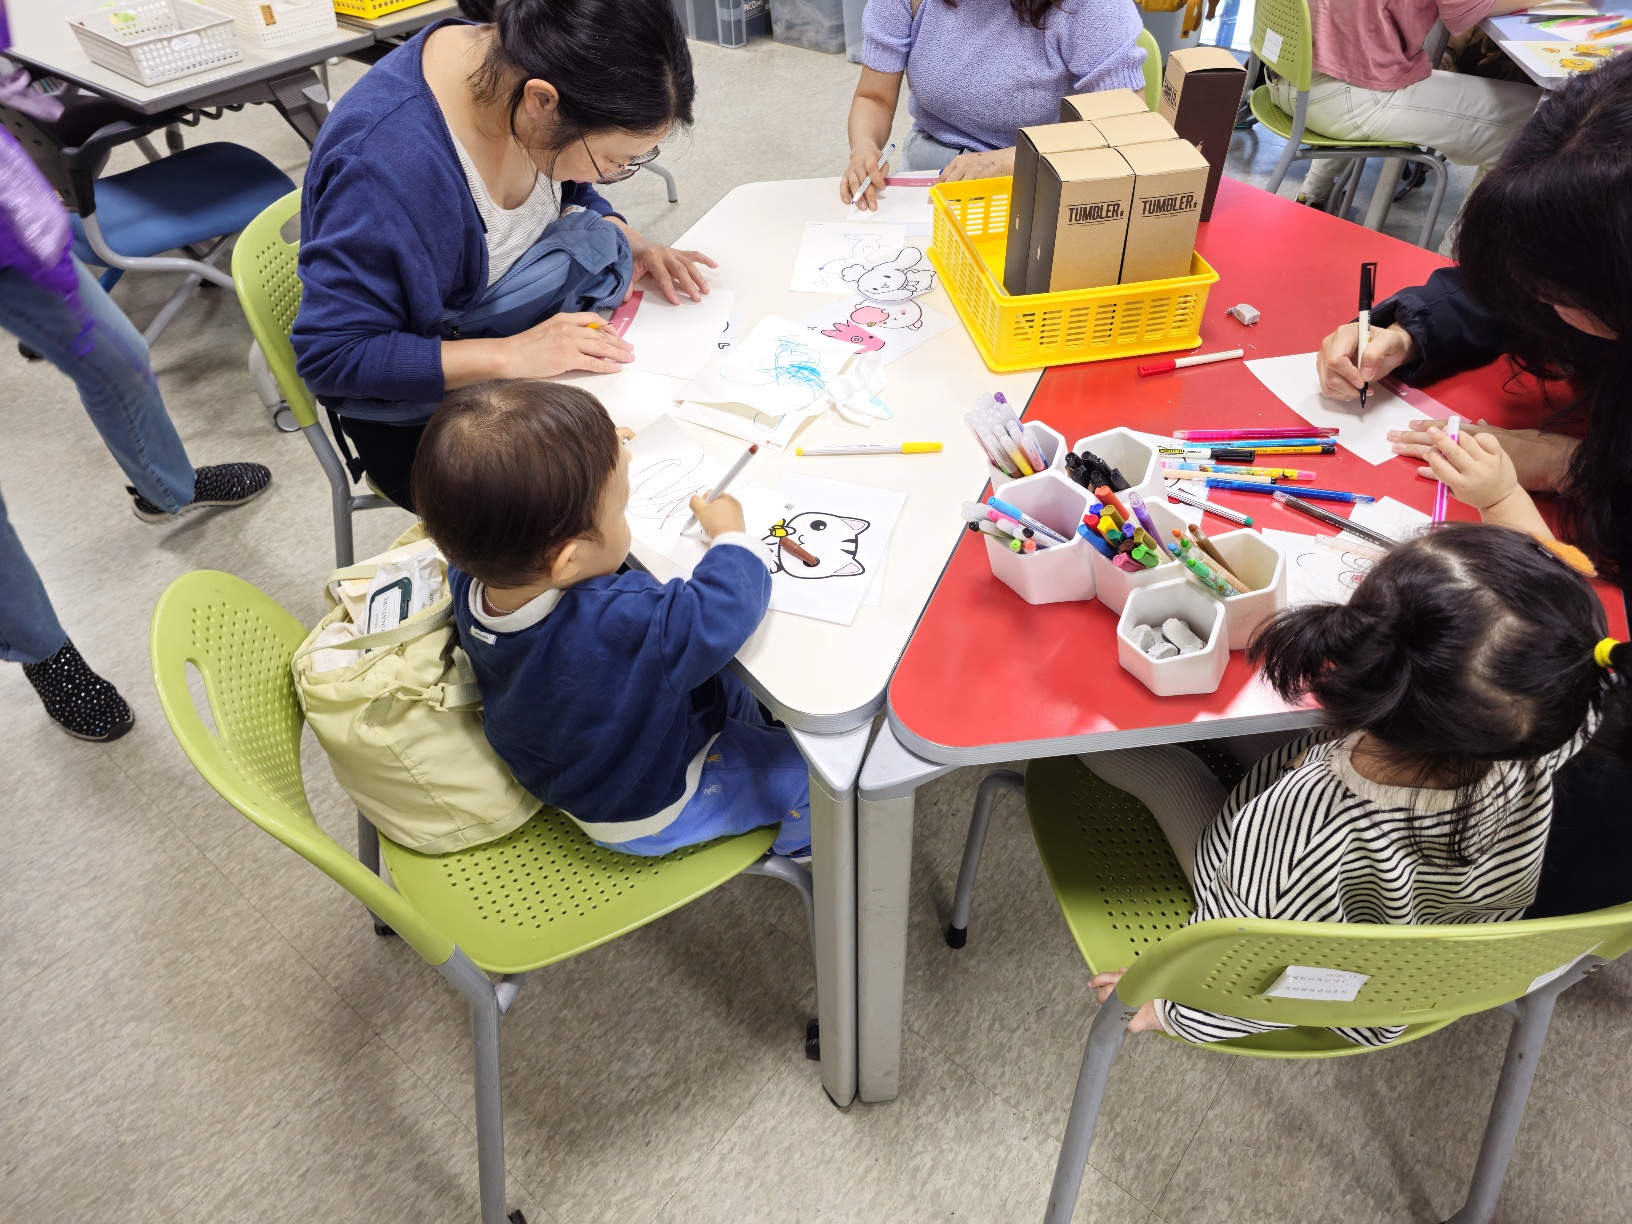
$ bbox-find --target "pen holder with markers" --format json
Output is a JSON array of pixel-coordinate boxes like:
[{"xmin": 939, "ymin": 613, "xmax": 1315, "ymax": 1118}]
[
  {"xmin": 1070, "ymin": 428, "xmax": 1164, "ymax": 504},
  {"xmin": 1087, "ymin": 496, "xmax": 1190, "ymax": 614},
  {"xmin": 1207, "ymin": 529, "xmax": 1289, "ymax": 649},
  {"xmin": 1117, "ymin": 579, "xmax": 1229, "ymax": 697},
  {"xmin": 984, "ymin": 471, "xmax": 1097, "ymax": 605},
  {"xmin": 989, "ymin": 421, "xmax": 1067, "ymax": 492}
]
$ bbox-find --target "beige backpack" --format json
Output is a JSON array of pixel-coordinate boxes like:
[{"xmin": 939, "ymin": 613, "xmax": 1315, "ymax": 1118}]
[{"xmin": 291, "ymin": 524, "xmax": 542, "ymax": 854}]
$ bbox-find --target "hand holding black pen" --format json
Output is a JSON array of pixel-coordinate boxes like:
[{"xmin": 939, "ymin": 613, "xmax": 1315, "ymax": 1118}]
[{"xmin": 1356, "ymin": 261, "xmax": 1377, "ymax": 409}]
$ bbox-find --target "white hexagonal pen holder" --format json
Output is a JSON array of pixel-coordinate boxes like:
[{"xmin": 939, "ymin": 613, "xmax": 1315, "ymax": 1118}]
[
  {"xmin": 1087, "ymin": 495, "xmax": 1190, "ymax": 614},
  {"xmin": 989, "ymin": 420, "xmax": 1068, "ymax": 492},
  {"xmin": 1070, "ymin": 427, "xmax": 1164, "ymax": 505},
  {"xmin": 1117, "ymin": 578, "xmax": 1229, "ymax": 696},
  {"xmin": 1208, "ymin": 528, "xmax": 1290, "ymax": 650},
  {"xmin": 985, "ymin": 470, "xmax": 1096, "ymax": 605}
]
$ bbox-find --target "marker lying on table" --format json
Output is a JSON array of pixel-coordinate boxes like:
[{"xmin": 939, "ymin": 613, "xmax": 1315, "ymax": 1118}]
[
  {"xmin": 1272, "ymin": 491, "xmax": 1399, "ymax": 550},
  {"xmin": 680, "ymin": 442, "xmax": 758, "ymax": 532},
  {"xmin": 1163, "ymin": 465, "xmax": 1316, "ymax": 481},
  {"xmin": 1166, "ymin": 485, "xmax": 1254, "ymax": 526},
  {"xmin": 1180, "ymin": 441, "xmax": 1337, "ymax": 455},
  {"xmin": 1205, "ymin": 476, "xmax": 1374, "ymax": 503},
  {"xmin": 797, "ymin": 442, "xmax": 942, "ymax": 455},
  {"xmin": 1173, "ymin": 427, "xmax": 1338, "ymax": 441},
  {"xmin": 1137, "ymin": 348, "xmax": 1245, "ymax": 376},
  {"xmin": 987, "ymin": 495, "xmax": 1070, "ymax": 544}
]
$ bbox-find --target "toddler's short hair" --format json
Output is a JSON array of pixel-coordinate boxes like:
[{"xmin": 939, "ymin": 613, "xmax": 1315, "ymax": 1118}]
[{"xmin": 412, "ymin": 380, "xmax": 620, "ymax": 587}]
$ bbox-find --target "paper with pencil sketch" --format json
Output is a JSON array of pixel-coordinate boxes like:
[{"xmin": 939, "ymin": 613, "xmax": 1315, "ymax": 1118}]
[
  {"xmin": 1244, "ymin": 353, "xmax": 1427, "ymax": 465},
  {"xmin": 1260, "ymin": 529, "xmax": 1376, "ymax": 606},
  {"xmin": 620, "ymin": 288, "xmax": 735, "ymax": 381},
  {"xmin": 757, "ymin": 473, "xmax": 906, "ymax": 626}
]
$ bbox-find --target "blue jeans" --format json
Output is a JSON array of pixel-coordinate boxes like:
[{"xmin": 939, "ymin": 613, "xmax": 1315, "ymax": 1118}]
[
  {"xmin": 903, "ymin": 126, "xmax": 968, "ymax": 173},
  {"xmin": 596, "ymin": 674, "xmax": 812, "ymax": 857},
  {"xmin": 0, "ymin": 259, "xmax": 195, "ymax": 664}
]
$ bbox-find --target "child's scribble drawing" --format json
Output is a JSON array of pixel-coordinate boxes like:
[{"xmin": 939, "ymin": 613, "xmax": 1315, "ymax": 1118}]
[
  {"xmin": 718, "ymin": 333, "xmax": 833, "ymax": 409},
  {"xmin": 627, "ymin": 452, "xmax": 713, "ymax": 532},
  {"xmin": 763, "ymin": 512, "xmax": 870, "ymax": 578}
]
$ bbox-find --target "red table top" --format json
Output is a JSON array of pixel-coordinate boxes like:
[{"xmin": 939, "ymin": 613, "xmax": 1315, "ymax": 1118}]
[{"xmin": 888, "ymin": 178, "xmax": 1628, "ymax": 764}]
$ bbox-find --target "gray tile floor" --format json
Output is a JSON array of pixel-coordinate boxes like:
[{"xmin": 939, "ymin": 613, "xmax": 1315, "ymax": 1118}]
[{"xmin": 2, "ymin": 34, "xmax": 1624, "ymax": 1224}]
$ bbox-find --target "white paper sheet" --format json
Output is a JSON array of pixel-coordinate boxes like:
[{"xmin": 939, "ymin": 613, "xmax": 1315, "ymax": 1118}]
[
  {"xmin": 845, "ymin": 184, "xmax": 935, "ymax": 235},
  {"xmin": 621, "ymin": 289, "xmax": 735, "ymax": 381},
  {"xmin": 682, "ymin": 315, "xmax": 856, "ymax": 418},
  {"xmin": 1346, "ymin": 496, "xmax": 1431, "ymax": 545},
  {"xmin": 672, "ymin": 398, "xmax": 820, "ymax": 450},
  {"xmin": 1245, "ymin": 352, "xmax": 1427, "ymax": 465},
  {"xmin": 1260, "ymin": 528, "xmax": 1377, "ymax": 606},
  {"xmin": 717, "ymin": 311, "xmax": 743, "ymax": 352},
  {"xmin": 757, "ymin": 473, "xmax": 906, "ymax": 625},
  {"xmin": 1263, "ymin": 965, "xmax": 1369, "ymax": 1002},
  {"xmin": 623, "ymin": 415, "xmax": 779, "ymax": 569},
  {"xmin": 787, "ymin": 222, "xmax": 937, "ymax": 299},
  {"xmin": 796, "ymin": 295, "xmax": 954, "ymax": 366}
]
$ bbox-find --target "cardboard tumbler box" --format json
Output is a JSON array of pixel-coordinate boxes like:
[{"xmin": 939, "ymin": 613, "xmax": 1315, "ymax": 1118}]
[
  {"xmin": 1158, "ymin": 46, "xmax": 1248, "ymax": 220},
  {"xmin": 1023, "ymin": 147, "xmax": 1134, "ymax": 294},
  {"xmin": 1118, "ymin": 139, "xmax": 1209, "ymax": 284},
  {"xmin": 1003, "ymin": 122, "xmax": 1110, "ymax": 297},
  {"xmin": 1088, "ymin": 110, "xmax": 1179, "ymax": 149},
  {"xmin": 1059, "ymin": 87, "xmax": 1148, "ymax": 123}
]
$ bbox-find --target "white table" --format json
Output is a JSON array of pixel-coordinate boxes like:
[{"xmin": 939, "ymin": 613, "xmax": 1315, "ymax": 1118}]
[
  {"xmin": 6, "ymin": 0, "xmax": 373, "ymax": 137},
  {"xmin": 570, "ymin": 179, "xmax": 1043, "ymax": 1106},
  {"xmin": 1477, "ymin": 12, "xmax": 1614, "ymax": 89}
]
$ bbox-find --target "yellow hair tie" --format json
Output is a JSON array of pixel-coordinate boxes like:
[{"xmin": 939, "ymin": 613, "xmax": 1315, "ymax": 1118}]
[{"xmin": 1594, "ymin": 637, "xmax": 1621, "ymax": 669}]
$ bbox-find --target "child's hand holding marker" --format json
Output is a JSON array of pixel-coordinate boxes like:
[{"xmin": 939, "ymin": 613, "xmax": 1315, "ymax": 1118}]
[
  {"xmin": 1423, "ymin": 425, "xmax": 1552, "ymax": 538},
  {"xmin": 688, "ymin": 492, "xmax": 746, "ymax": 539},
  {"xmin": 1389, "ymin": 418, "xmax": 1579, "ymax": 492}
]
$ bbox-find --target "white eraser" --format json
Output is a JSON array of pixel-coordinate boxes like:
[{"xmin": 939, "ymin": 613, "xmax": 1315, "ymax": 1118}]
[
  {"xmin": 1162, "ymin": 617, "xmax": 1207, "ymax": 655},
  {"xmin": 1227, "ymin": 303, "xmax": 1260, "ymax": 326},
  {"xmin": 1146, "ymin": 638, "xmax": 1179, "ymax": 661},
  {"xmin": 1130, "ymin": 623, "xmax": 1162, "ymax": 653}
]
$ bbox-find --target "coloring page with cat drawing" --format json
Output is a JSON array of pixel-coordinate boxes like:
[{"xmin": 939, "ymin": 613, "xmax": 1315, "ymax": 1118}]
[{"xmin": 758, "ymin": 473, "xmax": 905, "ymax": 625}]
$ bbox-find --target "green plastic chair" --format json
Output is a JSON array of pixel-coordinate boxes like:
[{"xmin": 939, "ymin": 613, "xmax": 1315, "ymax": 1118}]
[
  {"xmin": 1136, "ymin": 27, "xmax": 1162, "ymax": 111},
  {"xmin": 946, "ymin": 756, "xmax": 1632, "ymax": 1224},
  {"xmin": 1243, "ymin": 0, "xmax": 1449, "ymax": 246},
  {"xmin": 151, "ymin": 569, "xmax": 816, "ymax": 1224},
  {"xmin": 232, "ymin": 191, "xmax": 396, "ymax": 568}
]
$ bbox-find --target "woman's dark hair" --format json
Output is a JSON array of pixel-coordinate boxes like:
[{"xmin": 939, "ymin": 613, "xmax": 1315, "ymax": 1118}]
[
  {"xmin": 1248, "ymin": 524, "xmax": 1630, "ymax": 864},
  {"xmin": 456, "ymin": 0, "xmax": 694, "ymax": 152},
  {"xmin": 413, "ymin": 380, "xmax": 620, "ymax": 587},
  {"xmin": 1454, "ymin": 53, "xmax": 1632, "ymax": 581},
  {"xmin": 939, "ymin": 0, "xmax": 1062, "ymax": 31}
]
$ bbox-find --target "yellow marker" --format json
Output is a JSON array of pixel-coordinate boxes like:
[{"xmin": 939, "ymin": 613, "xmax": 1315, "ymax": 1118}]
[{"xmin": 795, "ymin": 443, "xmax": 943, "ymax": 456}]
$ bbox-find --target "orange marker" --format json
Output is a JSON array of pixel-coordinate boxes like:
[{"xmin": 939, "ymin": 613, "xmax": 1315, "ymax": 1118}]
[{"xmin": 1094, "ymin": 484, "xmax": 1129, "ymax": 522}]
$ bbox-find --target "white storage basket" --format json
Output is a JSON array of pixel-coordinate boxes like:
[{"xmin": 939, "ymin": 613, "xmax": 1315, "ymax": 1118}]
[
  {"xmin": 200, "ymin": 0, "xmax": 336, "ymax": 47},
  {"xmin": 69, "ymin": 1, "xmax": 243, "ymax": 87}
]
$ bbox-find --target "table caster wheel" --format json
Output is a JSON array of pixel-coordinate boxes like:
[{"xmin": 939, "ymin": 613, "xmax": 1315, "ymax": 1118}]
[{"xmin": 805, "ymin": 1018, "xmax": 820, "ymax": 1060}]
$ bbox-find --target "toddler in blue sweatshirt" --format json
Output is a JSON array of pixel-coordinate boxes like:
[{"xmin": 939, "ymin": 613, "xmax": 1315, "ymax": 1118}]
[{"xmin": 413, "ymin": 379, "xmax": 810, "ymax": 856}]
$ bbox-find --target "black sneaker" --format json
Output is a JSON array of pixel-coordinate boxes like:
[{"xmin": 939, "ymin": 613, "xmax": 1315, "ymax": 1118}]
[
  {"xmin": 21, "ymin": 638, "xmax": 134, "ymax": 742},
  {"xmin": 130, "ymin": 462, "xmax": 271, "ymax": 523}
]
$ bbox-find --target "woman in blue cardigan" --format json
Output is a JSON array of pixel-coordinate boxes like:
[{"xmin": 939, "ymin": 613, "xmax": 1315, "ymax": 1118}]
[{"xmin": 293, "ymin": 0, "xmax": 712, "ymax": 509}]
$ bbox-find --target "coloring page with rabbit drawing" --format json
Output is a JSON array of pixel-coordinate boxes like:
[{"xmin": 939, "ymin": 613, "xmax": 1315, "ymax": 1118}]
[
  {"xmin": 788, "ymin": 222, "xmax": 937, "ymax": 300},
  {"xmin": 759, "ymin": 474, "xmax": 905, "ymax": 625}
]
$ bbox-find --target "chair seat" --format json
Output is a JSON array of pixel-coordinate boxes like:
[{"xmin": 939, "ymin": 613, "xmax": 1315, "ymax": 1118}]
[
  {"xmin": 1249, "ymin": 85, "xmax": 1416, "ymax": 151},
  {"xmin": 1023, "ymin": 755, "xmax": 1454, "ymax": 1059},
  {"xmin": 71, "ymin": 142, "xmax": 296, "ymax": 263},
  {"xmin": 380, "ymin": 808, "xmax": 775, "ymax": 976}
]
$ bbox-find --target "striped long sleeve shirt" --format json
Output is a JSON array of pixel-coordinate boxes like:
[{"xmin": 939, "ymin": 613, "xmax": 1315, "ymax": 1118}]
[{"xmin": 1155, "ymin": 725, "xmax": 1592, "ymax": 1047}]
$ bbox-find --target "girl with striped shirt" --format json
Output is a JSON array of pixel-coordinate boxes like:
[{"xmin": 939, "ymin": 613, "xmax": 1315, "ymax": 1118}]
[{"xmin": 1080, "ymin": 523, "xmax": 1630, "ymax": 1046}]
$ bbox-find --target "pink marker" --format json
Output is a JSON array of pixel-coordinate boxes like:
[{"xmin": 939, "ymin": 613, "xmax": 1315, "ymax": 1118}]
[{"xmin": 1431, "ymin": 414, "xmax": 1462, "ymax": 523}]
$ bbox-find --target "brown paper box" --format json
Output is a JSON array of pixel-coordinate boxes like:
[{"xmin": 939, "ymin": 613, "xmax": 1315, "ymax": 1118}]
[
  {"xmin": 1117, "ymin": 139, "xmax": 1209, "ymax": 284},
  {"xmin": 1024, "ymin": 147, "xmax": 1135, "ymax": 294},
  {"xmin": 1157, "ymin": 46, "xmax": 1247, "ymax": 221},
  {"xmin": 1059, "ymin": 88, "xmax": 1148, "ymax": 123},
  {"xmin": 1088, "ymin": 111, "xmax": 1180, "ymax": 149},
  {"xmin": 1003, "ymin": 123, "xmax": 1109, "ymax": 297}
]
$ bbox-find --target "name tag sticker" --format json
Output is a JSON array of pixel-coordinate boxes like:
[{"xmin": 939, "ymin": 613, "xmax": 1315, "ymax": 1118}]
[
  {"xmin": 468, "ymin": 626, "xmax": 497, "ymax": 645},
  {"xmin": 1527, "ymin": 952, "xmax": 1593, "ymax": 996},
  {"xmin": 1262, "ymin": 29, "xmax": 1284, "ymax": 65},
  {"xmin": 1263, "ymin": 965, "xmax": 1368, "ymax": 1002}
]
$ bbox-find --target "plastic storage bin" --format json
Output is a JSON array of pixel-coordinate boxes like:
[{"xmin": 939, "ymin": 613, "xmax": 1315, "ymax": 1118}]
[
  {"xmin": 1087, "ymin": 496, "xmax": 1189, "ymax": 614},
  {"xmin": 771, "ymin": 0, "xmax": 845, "ymax": 52},
  {"xmin": 985, "ymin": 471, "xmax": 1096, "ymax": 605},
  {"xmin": 331, "ymin": 0, "xmax": 432, "ymax": 21},
  {"xmin": 1209, "ymin": 529, "xmax": 1289, "ymax": 650},
  {"xmin": 928, "ymin": 176, "xmax": 1217, "ymax": 373},
  {"xmin": 200, "ymin": 0, "xmax": 334, "ymax": 47},
  {"xmin": 1117, "ymin": 579, "xmax": 1228, "ymax": 697},
  {"xmin": 1071, "ymin": 427, "xmax": 1164, "ymax": 505},
  {"xmin": 989, "ymin": 421, "xmax": 1067, "ymax": 492},
  {"xmin": 69, "ymin": 1, "xmax": 242, "ymax": 87},
  {"xmin": 673, "ymin": 0, "xmax": 718, "ymax": 42}
]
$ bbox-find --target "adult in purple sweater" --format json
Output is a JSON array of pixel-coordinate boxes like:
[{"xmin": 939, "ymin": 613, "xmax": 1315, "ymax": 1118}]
[{"xmin": 842, "ymin": 0, "xmax": 1146, "ymax": 207}]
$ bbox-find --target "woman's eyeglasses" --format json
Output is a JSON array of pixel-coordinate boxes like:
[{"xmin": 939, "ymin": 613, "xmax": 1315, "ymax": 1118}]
[{"xmin": 582, "ymin": 139, "xmax": 662, "ymax": 185}]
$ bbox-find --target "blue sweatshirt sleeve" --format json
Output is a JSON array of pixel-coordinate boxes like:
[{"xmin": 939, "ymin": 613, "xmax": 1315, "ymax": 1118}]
[
  {"xmin": 292, "ymin": 151, "xmax": 449, "ymax": 403},
  {"xmin": 652, "ymin": 542, "xmax": 772, "ymax": 695},
  {"xmin": 562, "ymin": 180, "xmax": 622, "ymax": 221}
]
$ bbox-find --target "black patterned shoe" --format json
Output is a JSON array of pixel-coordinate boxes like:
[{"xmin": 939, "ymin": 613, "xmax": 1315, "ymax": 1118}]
[
  {"xmin": 130, "ymin": 462, "xmax": 271, "ymax": 522},
  {"xmin": 21, "ymin": 638, "xmax": 134, "ymax": 742}
]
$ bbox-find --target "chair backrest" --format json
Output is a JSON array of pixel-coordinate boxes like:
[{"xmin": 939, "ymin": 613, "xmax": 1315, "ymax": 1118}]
[
  {"xmin": 1118, "ymin": 904, "xmax": 1632, "ymax": 1031},
  {"xmin": 150, "ymin": 569, "xmax": 453, "ymax": 967},
  {"xmin": 231, "ymin": 190, "xmax": 320, "ymax": 430},
  {"xmin": 1251, "ymin": 0, "xmax": 1314, "ymax": 94},
  {"xmin": 1136, "ymin": 28, "xmax": 1162, "ymax": 111}
]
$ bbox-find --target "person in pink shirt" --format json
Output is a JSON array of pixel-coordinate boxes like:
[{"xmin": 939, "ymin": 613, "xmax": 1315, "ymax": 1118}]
[{"xmin": 1272, "ymin": 0, "xmax": 1541, "ymax": 211}]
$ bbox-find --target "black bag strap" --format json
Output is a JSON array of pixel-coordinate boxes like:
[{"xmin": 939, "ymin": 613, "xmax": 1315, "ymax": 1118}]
[{"xmin": 326, "ymin": 407, "xmax": 368, "ymax": 483}]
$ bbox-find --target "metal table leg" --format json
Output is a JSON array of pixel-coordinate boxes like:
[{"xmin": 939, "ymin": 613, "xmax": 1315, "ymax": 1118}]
[
  {"xmin": 855, "ymin": 723, "xmax": 956, "ymax": 1103},
  {"xmin": 790, "ymin": 723, "xmax": 876, "ymax": 1108}
]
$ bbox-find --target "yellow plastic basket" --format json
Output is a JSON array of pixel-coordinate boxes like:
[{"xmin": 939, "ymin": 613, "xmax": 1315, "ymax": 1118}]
[
  {"xmin": 928, "ymin": 176, "xmax": 1218, "ymax": 373},
  {"xmin": 331, "ymin": 0, "xmax": 433, "ymax": 20}
]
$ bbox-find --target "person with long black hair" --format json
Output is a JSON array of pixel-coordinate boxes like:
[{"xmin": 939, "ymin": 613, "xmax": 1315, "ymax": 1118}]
[
  {"xmin": 292, "ymin": 0, "xmax": 710, "ymax": 510},
  {"xmin": 841, "ymin": 0, "xmax": 1146, "ymax": 207},
  {"xmin": 1312, "ymin": 53, "xmax": 1632, "ymax": 918}
]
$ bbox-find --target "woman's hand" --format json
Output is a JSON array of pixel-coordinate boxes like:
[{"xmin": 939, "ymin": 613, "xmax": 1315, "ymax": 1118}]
[
  {"xmin": 843, "ymin": 145, "xmax": 888, "ymax": 209},
  {"xmin": 1389, "ymin": 419, "xmax": 1578, "ymax": 491},
  {"xmin": 939, "ymin": 147, "xmax": 1016, "ymax": 184},
  {"xmin": 502, "ymin": 312, "xmax": 634, "ymax": 378},
  {"xmin": 1316, "ymin": 321, "xmax": 1418, "ymax": 399},
  {"xmin": 626, "ymin": 231, "xmax": 717, "ymax": 304},
  {"xmin": 1088, "ymin": 969, "xmax": 1163, "ymax": 1034}
]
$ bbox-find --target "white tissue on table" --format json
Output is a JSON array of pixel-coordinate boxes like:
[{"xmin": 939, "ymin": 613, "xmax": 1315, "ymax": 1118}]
[{"xmin": 825, "ymin": 352, "xmax": 890, "ymax": 426}]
